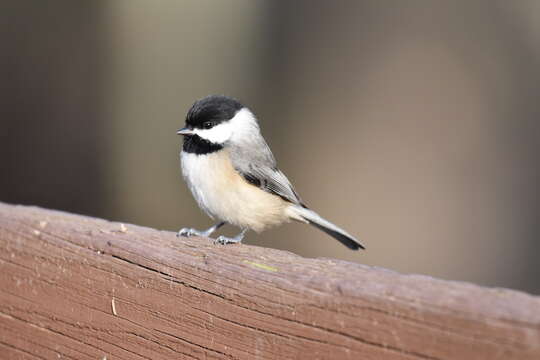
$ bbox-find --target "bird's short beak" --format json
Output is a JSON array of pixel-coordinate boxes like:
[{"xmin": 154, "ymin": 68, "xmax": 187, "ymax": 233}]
[{"xmin": 176, "ymin": 127, "xmax": 194, "ymax": 136}]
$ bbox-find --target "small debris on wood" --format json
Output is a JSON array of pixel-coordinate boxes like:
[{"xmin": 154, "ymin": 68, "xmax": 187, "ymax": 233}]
[
  {"xmin": 243, "ymin": 260, "xmax": 278, "ymax": 272},
  {"xmin": 111, "ymin": 297, "xmax": 117, "ymax": 316}
]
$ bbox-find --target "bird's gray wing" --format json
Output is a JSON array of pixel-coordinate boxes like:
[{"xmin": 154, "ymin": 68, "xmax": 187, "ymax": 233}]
[{"xmin": 228, "ymin": 138, "xmax": 305, "ymax": 206}]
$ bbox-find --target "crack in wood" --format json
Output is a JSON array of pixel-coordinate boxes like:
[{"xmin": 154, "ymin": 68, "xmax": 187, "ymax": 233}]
[
  {"xmin": 153, "ymin": 328, "xmax": 236, "ymax": 359},
  {"xmin": 0, "ymin": 341, "xmax": 48, "ymax": 360},
  {"xmin": 0, "ymin": 309, "xmax": 131, "ymax": 360}
]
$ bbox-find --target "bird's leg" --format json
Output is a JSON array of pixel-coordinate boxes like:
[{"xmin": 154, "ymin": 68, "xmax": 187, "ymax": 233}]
[
  {"xmin": 215, "ymin": 228, "xmax": 247, "ymax": 245},
  {"xmin": 177, "ymin": 221, "xmax": 226, "ymax": 238}
]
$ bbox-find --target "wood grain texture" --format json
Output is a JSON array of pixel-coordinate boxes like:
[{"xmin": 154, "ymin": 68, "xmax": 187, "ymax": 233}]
[{"xmin": 0, "ymin": 202, "xmax": 538, "ymax": 360}]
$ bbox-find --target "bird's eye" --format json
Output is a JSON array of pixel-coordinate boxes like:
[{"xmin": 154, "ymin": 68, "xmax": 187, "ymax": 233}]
[{"xmin": 202, "ymin": 121, "xmax": 213, "ymax": 129}]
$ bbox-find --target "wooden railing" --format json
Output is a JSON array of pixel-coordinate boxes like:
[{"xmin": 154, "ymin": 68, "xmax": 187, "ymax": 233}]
[{"xmin": 0, "ymin": 202, "xmax": 538, "ymax": 359}]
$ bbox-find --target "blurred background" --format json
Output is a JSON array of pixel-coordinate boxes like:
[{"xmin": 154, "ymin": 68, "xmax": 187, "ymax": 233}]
[{"xmin": 1, "ymin": 0, "xmax": 539, "ymax": 294}]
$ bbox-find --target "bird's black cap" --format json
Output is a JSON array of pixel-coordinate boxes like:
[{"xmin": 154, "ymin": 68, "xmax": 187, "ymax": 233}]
[{"xmin": 185, "ymin": 95, "xmax": 244, "ymax": 129}]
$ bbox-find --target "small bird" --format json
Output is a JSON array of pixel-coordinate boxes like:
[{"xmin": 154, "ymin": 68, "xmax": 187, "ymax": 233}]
[{"xmin": 176, "ymin": 95, "xmax": 365, "ymax": 250}]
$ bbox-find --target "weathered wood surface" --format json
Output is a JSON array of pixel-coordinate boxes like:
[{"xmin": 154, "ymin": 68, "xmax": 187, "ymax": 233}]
[{"xmin": 0, "ymin": 202, "xmax": 539, "ymax": 360}]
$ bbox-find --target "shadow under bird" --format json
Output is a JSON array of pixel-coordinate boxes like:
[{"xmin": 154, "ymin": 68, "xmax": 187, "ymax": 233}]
[{"xmin": 176, "ymin": 95, "xmax": 365, "ymax": 250}]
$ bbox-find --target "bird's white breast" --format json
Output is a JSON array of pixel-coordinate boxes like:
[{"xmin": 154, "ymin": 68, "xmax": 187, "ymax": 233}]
[{"xmin": 181, "ymin": 150, "xmax": 288, "ymax": 232}]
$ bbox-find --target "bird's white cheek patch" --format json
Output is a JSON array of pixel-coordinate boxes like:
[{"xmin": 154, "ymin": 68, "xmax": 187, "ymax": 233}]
[
  {"xmin": 192, "ymin": 108, "xmax": 258, "ymax": 144},
  {"xmin": 194, "ymin": 122, "xmax": 233, "ymax": 143}
]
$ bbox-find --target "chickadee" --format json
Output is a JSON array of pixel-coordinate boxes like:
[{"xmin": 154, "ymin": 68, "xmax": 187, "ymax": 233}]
[{"xmin": 176, "ymin": 95, "xmax": 365, "ymax": 250}]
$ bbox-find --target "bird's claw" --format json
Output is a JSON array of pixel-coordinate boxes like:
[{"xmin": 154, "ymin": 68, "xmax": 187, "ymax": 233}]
[
  {"xmin": 214, "ymin": 235, "xmax": 242, "ymax": 245},
  {"xmin": 177, "ymin": 228, "xmax": 202, "ymax": 237}
]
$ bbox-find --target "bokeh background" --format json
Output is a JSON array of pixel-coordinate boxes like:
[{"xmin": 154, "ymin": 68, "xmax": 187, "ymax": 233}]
[{"xmin": 2, "ymin": 0, "xmax": 539, "ymax": 294}]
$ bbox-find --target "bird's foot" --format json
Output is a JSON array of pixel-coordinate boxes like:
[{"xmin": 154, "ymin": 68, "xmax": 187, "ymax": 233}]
[
  {"xmin": 214, "ymin": 235, "xmax": 242, "ymax": 245},
  {"xmin": 176, "ymin": 228, "xmax": 213, "ymax": 237},
  {"xmin": 213, "ymin": 229, "xmax": 247, "ymax": 245},
  {"xmin": 177, "ymin": 222, "xmax": 226, "ymax": 238},
  {"xmin": 177, "ymin": 228, "xmax": 207, "ymax": 237}
]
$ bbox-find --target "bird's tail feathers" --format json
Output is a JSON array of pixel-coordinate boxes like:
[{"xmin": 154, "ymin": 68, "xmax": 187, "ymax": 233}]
[{"xmin": 287, "ymin": 206, "xmax": 365, "ymax": 250}]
